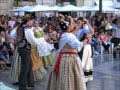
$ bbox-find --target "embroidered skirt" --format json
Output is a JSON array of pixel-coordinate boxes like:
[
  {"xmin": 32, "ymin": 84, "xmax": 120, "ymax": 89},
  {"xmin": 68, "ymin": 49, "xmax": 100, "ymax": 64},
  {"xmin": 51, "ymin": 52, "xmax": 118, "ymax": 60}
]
[{"xmin": 47, "ymin": 54, "xmax": 86, "ymax": 90}]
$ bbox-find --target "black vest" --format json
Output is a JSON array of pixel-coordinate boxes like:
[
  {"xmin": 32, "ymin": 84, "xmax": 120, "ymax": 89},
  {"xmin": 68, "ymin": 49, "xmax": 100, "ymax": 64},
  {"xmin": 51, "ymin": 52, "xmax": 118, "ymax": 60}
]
[{"xmin": 17, "ymin": 26, "xmax": 31, "ymax": 49}]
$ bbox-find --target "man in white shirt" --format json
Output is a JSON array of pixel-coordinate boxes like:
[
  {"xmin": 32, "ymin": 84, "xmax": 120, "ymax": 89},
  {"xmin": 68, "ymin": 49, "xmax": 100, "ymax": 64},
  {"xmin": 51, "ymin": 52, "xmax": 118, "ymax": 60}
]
[{"xmin": 17, "ymin": 16, "xmax": 34, "ymax": 90}]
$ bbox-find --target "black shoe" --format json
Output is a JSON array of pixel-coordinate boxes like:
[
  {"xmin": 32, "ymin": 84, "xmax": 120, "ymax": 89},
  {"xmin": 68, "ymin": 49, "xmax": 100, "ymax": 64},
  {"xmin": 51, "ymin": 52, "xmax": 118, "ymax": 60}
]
[
  {"xmin": 12, "ymin": 82, "xmax": 19, "ymax": 86},
  {"xmin": 86, "ymin": 82, "xmax": 87, "ymax": 86}
]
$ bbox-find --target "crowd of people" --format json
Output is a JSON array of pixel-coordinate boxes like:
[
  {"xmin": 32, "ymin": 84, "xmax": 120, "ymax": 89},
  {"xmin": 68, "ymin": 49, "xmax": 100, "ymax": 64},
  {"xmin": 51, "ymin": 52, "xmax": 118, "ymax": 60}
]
[{"xmin": 0, "ymin": 13, "xmax": 120, "ymax": 90}]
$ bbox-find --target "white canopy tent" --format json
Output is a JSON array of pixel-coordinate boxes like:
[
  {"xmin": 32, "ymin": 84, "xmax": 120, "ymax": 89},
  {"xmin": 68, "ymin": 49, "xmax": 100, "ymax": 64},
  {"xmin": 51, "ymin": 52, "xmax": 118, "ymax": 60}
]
[
  {"xmin": 10, "ymin": 5, "xmax": 32, "ymax": 12},
  {"xmin": 10, "ymin": 5, "xmax": 90, "ymax": 12},
  {"xmin": 91, "ymin": 5, "xmax": 119, "ymax": 12},
  {"xmin": 79, "ymin": 6, "xmax": 92, "ymax": 11},
  {"xmin": 30, "ymin": 5, "xmax": 50, "ymax": 12},
  {"xmin": 49, "ymin": 5, "xmax": 61, "ymax": 11},
  {"xmin": 59, "ymin": 5, "xmax": 81, "ymax": 12},
  {"xmin": 10, "ymin": 7, "xmax": 23, "ymax": 12},
  {"xmin": 95, "ymin": 0, "xmax": 113, "ymax": 7},
  {"xmin": 10, "ymin": 4, "xmax": 119, "ymax": 13},
  {"xmin": 111, "ymin": 4, "xmax": 120, "ymax": 9}
]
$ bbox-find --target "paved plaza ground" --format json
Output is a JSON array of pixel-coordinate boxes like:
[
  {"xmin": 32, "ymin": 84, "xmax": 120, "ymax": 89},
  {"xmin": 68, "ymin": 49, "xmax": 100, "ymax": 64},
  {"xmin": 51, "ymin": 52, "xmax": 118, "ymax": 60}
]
[{"xmin": 0, "ymin": 54, "xmax": 120, "ymax": 90}]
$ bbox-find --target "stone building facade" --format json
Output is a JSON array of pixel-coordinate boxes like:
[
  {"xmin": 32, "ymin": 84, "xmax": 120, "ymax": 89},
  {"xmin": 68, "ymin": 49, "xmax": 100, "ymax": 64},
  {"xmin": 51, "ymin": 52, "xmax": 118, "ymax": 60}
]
[
  {"xmin": 36, "ymin": 0, "xmax": 56, "ymax": 6},
  {"xmin": 0, "ymin": 0, "xmax": 115, "ymax": 15},
  {"xmin": 0, "ymin": 0, "xmax": 14, "ymax": 15},
  {"xmin": 0, "ymin": 0, "xmax": 35, "ymax": 15},
  {"xmin": 76, "ymin": 0, "xmax": 95, "ymax": 6}
]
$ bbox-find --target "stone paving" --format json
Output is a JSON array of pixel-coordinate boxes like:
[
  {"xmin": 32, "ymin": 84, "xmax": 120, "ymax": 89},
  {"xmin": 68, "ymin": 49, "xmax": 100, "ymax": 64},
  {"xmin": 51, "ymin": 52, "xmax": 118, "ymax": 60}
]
[{"xmin": 0, "ymin": 54, "xmax": 120, "ymax": 90}]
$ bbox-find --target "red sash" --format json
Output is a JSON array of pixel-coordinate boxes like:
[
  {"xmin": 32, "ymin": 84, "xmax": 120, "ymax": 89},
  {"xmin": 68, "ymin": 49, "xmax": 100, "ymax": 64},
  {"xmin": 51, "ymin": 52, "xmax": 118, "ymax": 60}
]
[{"xmin": 54, "ymin": 52, "xmax": 77, "ymax": 75}]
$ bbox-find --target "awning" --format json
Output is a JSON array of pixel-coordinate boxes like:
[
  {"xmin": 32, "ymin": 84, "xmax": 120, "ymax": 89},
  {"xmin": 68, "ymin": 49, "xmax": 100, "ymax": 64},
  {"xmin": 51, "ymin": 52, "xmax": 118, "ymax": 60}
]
[
  {"xmin": 30, "ymin": 5, "xmax": 50, "ymax": 12},
  {"xmin": 111, "ymin": 3, "xmax": 120, "ymax": 9},
  {"xmin": 10, "ymin": 5, "xmax": 32, "ymax": 12},
  {"xmin": 59, "ymin": 5, "xmax": 81, "ymax": 12}
]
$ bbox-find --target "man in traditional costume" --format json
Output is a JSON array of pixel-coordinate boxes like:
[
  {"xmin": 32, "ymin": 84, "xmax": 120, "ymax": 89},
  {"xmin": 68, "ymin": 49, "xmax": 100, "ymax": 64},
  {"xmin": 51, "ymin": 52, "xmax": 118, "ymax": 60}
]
[
  {"xmin": 17, "ymin": 17, "xmax": 34, "ymax": 90},
  {"xmin": 10, "ymin": 16, "xmax": 49, "ymax": 90},
  {"xmin": 9, "ymin": 20, "xmax": 47, "ymax": 85}
]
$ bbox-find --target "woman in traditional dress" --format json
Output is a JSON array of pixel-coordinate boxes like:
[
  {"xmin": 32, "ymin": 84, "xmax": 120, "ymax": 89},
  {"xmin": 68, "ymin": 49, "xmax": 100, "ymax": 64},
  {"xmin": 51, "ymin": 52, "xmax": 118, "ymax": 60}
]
[
  {"xmin": 47, "ymin": 16, "xmax": 87, "ymax": 90},
  {"xmin": 31, "ymin": 46, "xmax": 47, "ymax": 81},
  {"xmin": 33, "ymin": 21, "xmax": 53, "ymax": 68},
  {"xmin": 9, "ymin": 23, "xmax": 21, "ymax": 84}
]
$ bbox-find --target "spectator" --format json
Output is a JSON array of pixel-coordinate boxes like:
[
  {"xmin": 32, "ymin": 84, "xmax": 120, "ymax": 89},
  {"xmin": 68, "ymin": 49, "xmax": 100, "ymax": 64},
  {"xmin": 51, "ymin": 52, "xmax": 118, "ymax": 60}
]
[{"xmin": 98, "ymin": 32, "xmax": 110, "ymax": 53}]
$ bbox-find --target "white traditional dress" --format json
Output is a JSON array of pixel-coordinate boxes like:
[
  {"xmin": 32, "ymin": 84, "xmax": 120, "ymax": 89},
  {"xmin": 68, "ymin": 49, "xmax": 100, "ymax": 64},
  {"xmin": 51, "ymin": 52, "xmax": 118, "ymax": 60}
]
[
  {"xmin": 33, "ymin": 27, "xmax": 53, "ymax": 67},
  {"xmin": 82, "ymin": 44, "xmax": 93, "ymax": 82},
  {"xmin": 47, "ymin": 32, "xmax": 86, "ymax": 90}
]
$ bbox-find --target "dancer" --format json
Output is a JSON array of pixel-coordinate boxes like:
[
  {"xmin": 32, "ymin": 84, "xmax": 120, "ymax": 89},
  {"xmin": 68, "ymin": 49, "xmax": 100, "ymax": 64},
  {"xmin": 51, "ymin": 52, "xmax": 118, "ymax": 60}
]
[
  {"xmin": 79, "ymin": 33, "xmax": 93, "ymax": 82},
  {"xmin": 10, "ymin": 20, "xmax": 47, "ymax": 86},
  {"xmin": 31, "ymin": 47, "xmax": 47, "ymax": 81},
  {"xmin": 33, "ymin": 20, "xmax": 53, "ymax": 68},
  {"xmin": 47, "ymin": 16, "xmax": 87, "ymax": 90},
  {"xmin": 11, "ymin": 16, "xmax": 48, "ymax": 90}
]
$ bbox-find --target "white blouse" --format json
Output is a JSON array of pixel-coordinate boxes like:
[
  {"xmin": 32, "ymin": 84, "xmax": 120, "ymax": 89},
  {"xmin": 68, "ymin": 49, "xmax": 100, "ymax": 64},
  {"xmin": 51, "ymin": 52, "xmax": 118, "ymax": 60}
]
[
  {"xmin": 59, "ymin": 33, "xmax": 83, "ymax": 52},
  {"xmin": 25, "ymin": 27, "xmax": 54, "ymax": 56}
]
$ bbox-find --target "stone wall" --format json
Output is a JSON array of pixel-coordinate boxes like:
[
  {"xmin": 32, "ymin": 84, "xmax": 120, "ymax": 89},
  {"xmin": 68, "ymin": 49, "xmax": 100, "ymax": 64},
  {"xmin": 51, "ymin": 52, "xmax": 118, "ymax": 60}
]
[
  {"xmin": 76, "ymin": 0, "xmax": 84, "ymax": 6},
  {"xmin": 36, "ymin": 0, "xmax": 56, "ymax": 6},
  {"xmin": 0, "ymin": 0, "xmax": 14, "ymax": 15},
  {"xmin": 0, "ymin": 0, "xmax": 36, "ymax": 15},
  {"xmin": 84, "ymin": 0, "xmax": 95, "ymax": 6},
  {"xmin": 76, "ymin": 0, "xmax": 95, "ymax": 6}
]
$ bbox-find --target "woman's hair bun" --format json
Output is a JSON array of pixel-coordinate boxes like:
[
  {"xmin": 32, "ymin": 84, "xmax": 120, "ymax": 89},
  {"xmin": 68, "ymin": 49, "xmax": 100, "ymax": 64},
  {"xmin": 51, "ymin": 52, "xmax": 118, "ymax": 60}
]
[{"xmin": 59, "ymin": 21, "xmax": 69, "ymax": 31}]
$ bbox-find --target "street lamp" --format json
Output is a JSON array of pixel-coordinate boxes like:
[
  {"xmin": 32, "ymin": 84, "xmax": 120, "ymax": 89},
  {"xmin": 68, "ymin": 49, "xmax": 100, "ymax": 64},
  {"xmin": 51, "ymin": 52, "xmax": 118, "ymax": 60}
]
[{"xmin": 99, "ymin": 0, "xmax": 102, "ymax": 15}]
